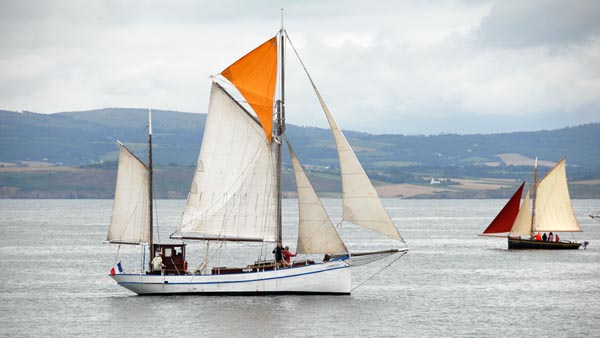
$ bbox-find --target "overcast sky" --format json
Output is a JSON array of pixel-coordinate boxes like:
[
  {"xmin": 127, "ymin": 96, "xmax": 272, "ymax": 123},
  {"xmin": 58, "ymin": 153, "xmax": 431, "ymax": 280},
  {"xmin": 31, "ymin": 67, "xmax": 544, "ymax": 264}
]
[{"xmin": 1, "ymin": 0, "xmax": 599, "ymax": 134}]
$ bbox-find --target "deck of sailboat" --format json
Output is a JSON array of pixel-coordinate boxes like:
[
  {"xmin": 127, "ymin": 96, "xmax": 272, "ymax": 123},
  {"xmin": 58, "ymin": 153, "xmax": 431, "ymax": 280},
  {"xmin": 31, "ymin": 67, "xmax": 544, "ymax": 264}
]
[{"xmin": 508, "ymin": 238, "xmax": 581, "ymax": 250}]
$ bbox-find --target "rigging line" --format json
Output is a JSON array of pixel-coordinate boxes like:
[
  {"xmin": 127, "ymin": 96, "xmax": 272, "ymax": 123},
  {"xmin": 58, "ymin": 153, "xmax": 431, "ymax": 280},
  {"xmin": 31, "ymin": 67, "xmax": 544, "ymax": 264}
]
[
  {"xmin": 351, "ymin": 251, "xmax": 407, "ymax": 292},
  {"xmin": 129, "ymin": 125, "xmax": 149, "ymax": 154},
  {"xmin": 113, "ymin": 244, "xmax": 122, "ymax": 265}
]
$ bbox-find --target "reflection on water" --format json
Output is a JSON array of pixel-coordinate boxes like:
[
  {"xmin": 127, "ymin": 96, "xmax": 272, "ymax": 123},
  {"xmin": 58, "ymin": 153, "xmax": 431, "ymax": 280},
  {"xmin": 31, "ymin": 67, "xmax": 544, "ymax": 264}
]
[{"xmin": 0, "ymin": 199, "xmax": 599, "ymax": 337}]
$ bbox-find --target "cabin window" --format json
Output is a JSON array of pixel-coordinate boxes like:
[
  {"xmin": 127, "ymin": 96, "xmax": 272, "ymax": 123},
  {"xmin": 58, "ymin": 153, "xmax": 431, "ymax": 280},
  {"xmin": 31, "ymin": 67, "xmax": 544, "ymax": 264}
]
[{"xmin": 164, "ymin": 248, "xmax": 172, "ymax": 257}]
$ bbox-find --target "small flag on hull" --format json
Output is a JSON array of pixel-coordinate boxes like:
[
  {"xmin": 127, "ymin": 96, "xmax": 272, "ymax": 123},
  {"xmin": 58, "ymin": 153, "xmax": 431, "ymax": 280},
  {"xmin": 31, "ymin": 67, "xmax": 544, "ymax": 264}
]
[{"xmin": 110, "ymin": 261, "xmax": 123, "ymax": 276}]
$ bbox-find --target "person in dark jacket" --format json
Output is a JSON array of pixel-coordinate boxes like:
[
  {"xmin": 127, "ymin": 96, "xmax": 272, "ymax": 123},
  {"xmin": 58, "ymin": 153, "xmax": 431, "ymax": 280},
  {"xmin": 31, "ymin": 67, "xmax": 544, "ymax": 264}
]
[{"xmin": 272, "ymin": 241, "xmax": 285, "ymax": 268}]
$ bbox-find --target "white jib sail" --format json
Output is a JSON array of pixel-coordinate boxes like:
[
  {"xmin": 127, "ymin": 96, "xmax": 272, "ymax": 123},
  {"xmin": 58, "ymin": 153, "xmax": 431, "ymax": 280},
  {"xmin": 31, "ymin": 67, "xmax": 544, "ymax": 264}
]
[
  {"xmin": 107, "ymin": 144, "xmax": 151, "ymax": 244},
  {"xmin": 288, "ymin": 141, "xmax": 348, "ymax": 255},
  {"xmin": 534, "ymin": 158, "xmax": 581, "ymax": 232},
  {"xmin": 314, "ymin": 89, "xmax": 403, "ymax": 242},
  {"xmin": 179, "ymin": 82, "xmax": 278, "ymax": 241},
  {"xmin": 510, "ymin": 188, "xmax": 532, "ymax": 236}
]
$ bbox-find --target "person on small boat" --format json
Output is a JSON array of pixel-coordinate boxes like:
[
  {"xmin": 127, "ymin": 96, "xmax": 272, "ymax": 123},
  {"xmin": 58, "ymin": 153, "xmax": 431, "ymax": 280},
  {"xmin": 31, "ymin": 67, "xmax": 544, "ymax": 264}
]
[
  {"xmin": 272, "ymin": 241, "xmax": 285, "ymax": 268},
  {"xmin": 548, "ymin": 232, "xmax": 554, "ymax": 241},
  {"xmin": 282, "ymin": 246, "xmax": 297, "ymax": 267},
  {"xmin": 152, "ymin": 253, "xmax": 166, "ymax": 275},
  {"xmin": 535, "ymin": 232, "xmax": 542, "ymax": 241},
  {"xmin": 542, "ymin": 233, "xmax": 548, "ymax": 241},
  {"xmin": 555, "ymin": 233, "xmax": 560, "ymax": 242}
]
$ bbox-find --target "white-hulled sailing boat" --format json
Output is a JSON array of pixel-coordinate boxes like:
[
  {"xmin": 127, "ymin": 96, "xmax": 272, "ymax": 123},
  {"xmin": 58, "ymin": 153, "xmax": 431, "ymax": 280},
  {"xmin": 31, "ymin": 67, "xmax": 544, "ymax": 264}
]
[
  {"xmin": 106, "ymin": 27, "xmax": 408, "ymax": 295},
  {"xmin": 480, "ymin": 157, "xmax": 583, "ymax": 249}
]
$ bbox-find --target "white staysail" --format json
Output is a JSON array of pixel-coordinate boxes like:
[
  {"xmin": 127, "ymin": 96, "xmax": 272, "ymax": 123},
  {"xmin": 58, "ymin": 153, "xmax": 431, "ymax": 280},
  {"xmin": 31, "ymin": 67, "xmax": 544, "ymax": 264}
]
[
  {"xmin": 107, "ymin": 144, "xmax": 151, "ymax": 244},
  {"xmin": 288, "ymin": 141, "xmax": 348, "ymax": 255},
  {"xmin": 315, "ymin": 90, "xmax": 403, "ymax": 242},
  {"xmin": 510, "ymin": 188, "xmax": 532, "ymax": 236},
  {"xmin": 178, "ymin": 82, "xmax": 278, "ymax": 242},
  {"xmin": 284, "ymin": 33, "xmax": 404, "ymax": 242},
  {"xmin": 534, "ymin": 158, "xmax": 581, "ymax": 232}
]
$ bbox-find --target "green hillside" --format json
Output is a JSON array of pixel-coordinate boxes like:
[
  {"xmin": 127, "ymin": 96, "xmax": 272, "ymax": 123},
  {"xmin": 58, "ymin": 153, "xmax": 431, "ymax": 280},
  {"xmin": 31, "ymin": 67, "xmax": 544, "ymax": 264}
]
[
  {"xmin": 1, "ymin": 108, "xmax": 599, "ymax": 199},
  {"xmin": 1, "ymin": 108, "xmax": 598, "ymax": 170}
]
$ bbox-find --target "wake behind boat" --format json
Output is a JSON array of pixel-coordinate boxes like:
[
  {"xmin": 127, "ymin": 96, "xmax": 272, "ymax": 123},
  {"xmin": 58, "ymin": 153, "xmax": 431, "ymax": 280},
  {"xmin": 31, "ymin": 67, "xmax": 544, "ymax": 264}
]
[
  {"xmin": 106, "ymin": 24, "xmax": 408, "ymax": 295},
  {"xmin": 480, "ymin": 157, "xmax": 584, "ymax": 250}
]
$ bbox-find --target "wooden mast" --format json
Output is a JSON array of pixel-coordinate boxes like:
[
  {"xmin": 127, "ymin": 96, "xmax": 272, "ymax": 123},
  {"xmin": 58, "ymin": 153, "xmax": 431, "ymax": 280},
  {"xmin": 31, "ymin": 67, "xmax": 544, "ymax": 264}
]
[
  {"xmin": 148, "ymin": 108, "xmax": 154, "ymax": 269},
  {"xmin": 275, "ymin": 10, "xmax": 286, "ymax": 243},
  {"xmin": 530, "ymin": 157, "xmax": 538, "ymax": 237}
]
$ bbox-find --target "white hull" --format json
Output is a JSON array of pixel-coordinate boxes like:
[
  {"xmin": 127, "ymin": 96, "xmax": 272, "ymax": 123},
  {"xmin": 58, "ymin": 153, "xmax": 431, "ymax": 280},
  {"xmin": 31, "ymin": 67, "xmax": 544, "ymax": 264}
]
[{"xmin": 111, "ymin": 260, "xmax": 351, "ymax": 295}]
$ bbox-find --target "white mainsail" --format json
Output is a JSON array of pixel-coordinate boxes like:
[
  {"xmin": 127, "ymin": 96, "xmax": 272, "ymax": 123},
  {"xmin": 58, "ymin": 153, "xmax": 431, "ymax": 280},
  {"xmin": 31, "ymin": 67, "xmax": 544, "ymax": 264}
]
[
  {"xmin": 107, "ymin": 144, "xmax": 151, "ymax": 244},
  {"xmin": 179, "ymin": 82, "xmax": 278, "ymax": 241},
  {"xmin": 510, "ymin": 188, "xmax": 532, "ymax": 236},
  {"xmin": 288, "ymin": 141, "xmax": 348, "ymax": 255},
  {"xmin": 534, "ymin": 158, "xmax": 581, "ymax": 232}
]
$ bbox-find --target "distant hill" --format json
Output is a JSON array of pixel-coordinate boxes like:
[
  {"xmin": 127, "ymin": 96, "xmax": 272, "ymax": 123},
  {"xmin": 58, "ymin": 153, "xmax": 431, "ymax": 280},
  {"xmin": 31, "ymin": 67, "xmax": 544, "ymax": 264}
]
[
  {"xmin": 0, "ymin": 108, "xmax": 205, "ymax": 166},
  {"xmin": 1, "ymin": 108, "xmax": 599, "ymax": 170},
  {"xmin": 1, "ymin": 108, "xmax": 599, "ymax": 199}
]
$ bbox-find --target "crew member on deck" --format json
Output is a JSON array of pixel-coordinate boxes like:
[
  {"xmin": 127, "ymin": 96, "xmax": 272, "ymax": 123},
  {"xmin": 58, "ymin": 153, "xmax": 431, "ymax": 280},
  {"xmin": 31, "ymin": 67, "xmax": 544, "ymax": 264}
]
[
  {"xmin": 272, "ymin": 241, "xmax": 285, "ymax": 268},
  {"xmin": 152, "ymin": 253, "xmax": 166, "ymax": 275},
  {"xmin": 542, "ymin": 233, "xmax": 548, "ymax": 241},
  {"xmin": 535, "ymin": 232, "xmax": 542, "ymax": 241},
  {"xmin": 282, "ymin": 246, "xmax": 297, "ymax": 268}
]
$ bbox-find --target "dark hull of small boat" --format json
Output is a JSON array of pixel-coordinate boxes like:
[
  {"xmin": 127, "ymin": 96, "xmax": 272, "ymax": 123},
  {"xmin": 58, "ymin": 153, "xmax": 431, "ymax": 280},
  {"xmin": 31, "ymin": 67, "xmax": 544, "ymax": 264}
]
[{"xmin": 508, "ymin": 238, "xmax": 581, "ymax": 250}]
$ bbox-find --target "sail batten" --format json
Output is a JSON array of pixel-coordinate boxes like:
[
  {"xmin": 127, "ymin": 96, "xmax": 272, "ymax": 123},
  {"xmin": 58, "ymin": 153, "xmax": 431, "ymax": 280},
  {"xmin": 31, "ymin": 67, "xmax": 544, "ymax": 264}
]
[
  {"xmin": 288, "ymin": 141, "xmax": 348, "ymax": 255},
  {"xmin": 107, "ymin": 144, "xmax": 151, "ymax": 244}
]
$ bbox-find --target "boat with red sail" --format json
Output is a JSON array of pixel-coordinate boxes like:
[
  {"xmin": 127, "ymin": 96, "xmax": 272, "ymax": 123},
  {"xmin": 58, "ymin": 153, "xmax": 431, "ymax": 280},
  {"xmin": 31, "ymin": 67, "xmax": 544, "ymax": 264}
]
[{"xmin": 480, "ymin": 157, "xmax": 583, "ymax": 250}]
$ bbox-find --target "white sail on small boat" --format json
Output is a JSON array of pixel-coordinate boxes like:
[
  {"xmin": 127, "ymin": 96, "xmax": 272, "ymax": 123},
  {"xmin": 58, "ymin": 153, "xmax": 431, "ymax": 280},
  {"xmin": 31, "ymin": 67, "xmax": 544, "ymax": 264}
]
[
  {"xmin": 106, "ymin": 26, "xmax": 408, "ymax": 295},
  {"xmin": 480, "ymin": 157, "xmax": 584, "ymax": 249}
]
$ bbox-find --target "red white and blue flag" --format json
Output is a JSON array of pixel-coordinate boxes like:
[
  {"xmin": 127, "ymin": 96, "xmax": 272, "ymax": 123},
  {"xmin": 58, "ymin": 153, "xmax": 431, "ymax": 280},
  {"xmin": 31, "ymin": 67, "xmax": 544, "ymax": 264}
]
[{"xmin": 110, "ymin": 261, "xmax": 123, "ymax": 276}]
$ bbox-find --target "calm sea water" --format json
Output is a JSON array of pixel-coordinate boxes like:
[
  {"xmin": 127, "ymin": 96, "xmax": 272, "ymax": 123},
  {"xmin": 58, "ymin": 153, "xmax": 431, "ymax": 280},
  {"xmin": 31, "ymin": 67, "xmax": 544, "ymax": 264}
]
[{"xmin": 1, "ymin": 199, "xmax": 599, "ymax": 337}]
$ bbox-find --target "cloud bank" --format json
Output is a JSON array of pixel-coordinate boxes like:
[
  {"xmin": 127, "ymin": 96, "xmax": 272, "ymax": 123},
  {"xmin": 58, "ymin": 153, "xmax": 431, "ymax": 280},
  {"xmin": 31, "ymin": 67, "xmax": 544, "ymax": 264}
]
[{"xmin": 1, "ymin": 0, "xmax": 599, "ymax": 134}]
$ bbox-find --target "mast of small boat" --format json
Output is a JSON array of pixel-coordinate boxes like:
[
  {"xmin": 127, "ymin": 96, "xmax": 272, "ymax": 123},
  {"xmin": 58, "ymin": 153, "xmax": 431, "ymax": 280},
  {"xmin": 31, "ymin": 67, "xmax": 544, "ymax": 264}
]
[
  {"xmin": 148, "ymin": 108, "xmax": 154, "ymax": 269},
  {"xmin": 530, "ymin": 157, "xmax": 538, "ymax": 237},
  {"xmin": 275, "ymin": 9, "xmax": 286, "ymax": 243}
]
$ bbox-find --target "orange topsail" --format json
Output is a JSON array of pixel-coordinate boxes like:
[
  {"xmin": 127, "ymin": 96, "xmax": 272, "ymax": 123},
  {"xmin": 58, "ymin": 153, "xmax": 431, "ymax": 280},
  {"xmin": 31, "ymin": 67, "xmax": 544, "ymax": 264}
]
[{"xmin": 221, "ymin": 37, "xmax": 278, "ymax": 142}]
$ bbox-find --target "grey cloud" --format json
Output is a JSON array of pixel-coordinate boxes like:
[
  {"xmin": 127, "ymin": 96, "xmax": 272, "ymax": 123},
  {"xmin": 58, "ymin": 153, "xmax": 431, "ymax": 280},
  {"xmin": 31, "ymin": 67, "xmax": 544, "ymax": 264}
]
[
  {"xmin": 0, "ymin": 0, "xmax": 598, "ymax": 135},
  {"xmin": 475, "ymin": 0, "xmax": 600, "ymax": 48}
]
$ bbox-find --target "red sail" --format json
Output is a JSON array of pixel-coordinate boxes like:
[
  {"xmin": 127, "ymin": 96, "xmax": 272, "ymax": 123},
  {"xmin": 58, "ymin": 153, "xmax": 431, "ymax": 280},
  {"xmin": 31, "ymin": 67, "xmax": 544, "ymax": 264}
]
[{"xmin": 482, "ymin": 182, "xmax": 525, "ymax": 234}]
